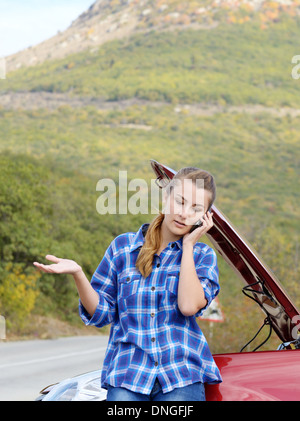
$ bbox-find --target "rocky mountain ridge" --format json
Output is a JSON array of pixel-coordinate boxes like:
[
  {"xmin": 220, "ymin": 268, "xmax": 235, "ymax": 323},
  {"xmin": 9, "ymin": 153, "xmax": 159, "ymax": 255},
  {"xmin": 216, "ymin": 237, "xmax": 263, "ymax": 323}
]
[{"xmin": 5, "ymin": 0, "xmax": 300, "ymax": 74}]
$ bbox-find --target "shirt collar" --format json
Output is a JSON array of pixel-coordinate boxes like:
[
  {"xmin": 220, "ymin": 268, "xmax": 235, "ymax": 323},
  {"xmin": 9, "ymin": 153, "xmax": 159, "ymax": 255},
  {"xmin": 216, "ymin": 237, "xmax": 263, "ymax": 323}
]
[
  {"xmin": 129, "ymin": 223, "xmax": 183, "ymax": 253},
  {"xmin": 174, "ymin": 236, "xmax": 183, "ymax": 250},
  {"xmin": 129, "ymin": 223, "xmax": 148, "ymax": 253}
]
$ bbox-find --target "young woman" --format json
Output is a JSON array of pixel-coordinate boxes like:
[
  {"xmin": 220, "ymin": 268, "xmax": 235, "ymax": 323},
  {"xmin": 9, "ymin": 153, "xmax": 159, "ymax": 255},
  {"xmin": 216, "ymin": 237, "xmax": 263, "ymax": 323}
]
[{"xmin": 34, "ymin": 167, "xmax": 222, "ymax": 401}]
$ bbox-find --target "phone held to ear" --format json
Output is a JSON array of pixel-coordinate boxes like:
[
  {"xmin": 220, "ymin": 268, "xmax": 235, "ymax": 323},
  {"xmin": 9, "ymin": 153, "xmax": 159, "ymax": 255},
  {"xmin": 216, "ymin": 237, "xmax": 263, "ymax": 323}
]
[
  {"xmin": 189, "ymin": 207, "xmax": 212, "ymax": 233},
  {"xmin": 189, "ymin": 219, "xmax": 203, "ymax": 233}
]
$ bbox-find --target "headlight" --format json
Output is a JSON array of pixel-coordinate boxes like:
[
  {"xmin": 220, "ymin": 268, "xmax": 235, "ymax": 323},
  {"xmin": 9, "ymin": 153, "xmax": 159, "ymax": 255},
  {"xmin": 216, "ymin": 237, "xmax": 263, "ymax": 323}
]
[{"xmin": 41, "ymin": 370, "xmax": 107, "ymax": 401}]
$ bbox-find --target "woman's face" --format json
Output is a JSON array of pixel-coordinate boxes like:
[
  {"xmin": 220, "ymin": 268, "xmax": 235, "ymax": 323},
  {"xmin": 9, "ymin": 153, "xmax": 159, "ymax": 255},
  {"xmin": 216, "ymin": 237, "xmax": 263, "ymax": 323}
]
[{"xmin": 162, "ymin": 179, "xmax": 212, "ymax": 238}]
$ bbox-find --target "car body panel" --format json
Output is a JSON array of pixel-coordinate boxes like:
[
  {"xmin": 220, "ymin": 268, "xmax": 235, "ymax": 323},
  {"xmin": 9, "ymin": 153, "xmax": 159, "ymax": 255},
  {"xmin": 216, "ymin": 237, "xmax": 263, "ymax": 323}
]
[
  {"xmin": 38, "ymin": 348, "xmax": 300, "ymax": 401},
  {"xmin": 206, "ymin": 349, "xmax": 300, "ymax": 401}
]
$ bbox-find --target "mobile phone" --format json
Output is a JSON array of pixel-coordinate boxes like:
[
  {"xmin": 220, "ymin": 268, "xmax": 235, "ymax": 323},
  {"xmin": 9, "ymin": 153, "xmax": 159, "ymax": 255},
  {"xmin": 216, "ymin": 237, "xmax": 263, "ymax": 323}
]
[{"xmin": 189, "ymin": 206, "xmax": 212, "ymax": 233}]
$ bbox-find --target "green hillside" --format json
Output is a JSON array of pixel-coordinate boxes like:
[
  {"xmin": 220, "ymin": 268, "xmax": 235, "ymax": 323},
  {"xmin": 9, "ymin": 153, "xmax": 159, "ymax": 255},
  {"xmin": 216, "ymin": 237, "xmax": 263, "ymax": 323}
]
[
  {"xmin": 0, "ymin": 14, "xmax": 299, "ymax": 352},
  {"xmin": 3, "ymin": 17, "xmax": 300, "ymax": 107}
]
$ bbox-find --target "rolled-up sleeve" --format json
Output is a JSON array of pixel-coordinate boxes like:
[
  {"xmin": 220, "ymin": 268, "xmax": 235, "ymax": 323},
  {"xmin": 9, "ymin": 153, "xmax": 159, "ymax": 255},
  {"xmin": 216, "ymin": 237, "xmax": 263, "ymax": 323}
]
[
  {"xmin": 79, "ymin": 241, "xmax": 117, "ymax": 328},
  {"xmin": 194, "ymin": 246, "xmax": 220, "ymax": 317}
]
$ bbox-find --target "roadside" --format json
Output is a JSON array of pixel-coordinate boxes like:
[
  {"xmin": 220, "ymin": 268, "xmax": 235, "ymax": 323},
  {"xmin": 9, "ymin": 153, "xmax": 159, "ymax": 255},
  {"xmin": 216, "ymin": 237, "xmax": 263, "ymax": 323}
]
[{"xmin": 3, "ymin": 314, "xmax": 108, "ymax": 342}]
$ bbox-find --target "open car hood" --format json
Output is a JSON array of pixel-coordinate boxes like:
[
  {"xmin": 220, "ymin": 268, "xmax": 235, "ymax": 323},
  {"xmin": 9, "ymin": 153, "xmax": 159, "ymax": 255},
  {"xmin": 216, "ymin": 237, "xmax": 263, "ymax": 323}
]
[{"xmin": 150, "ymin": 160, "xmax": 300, "ymax": 343}]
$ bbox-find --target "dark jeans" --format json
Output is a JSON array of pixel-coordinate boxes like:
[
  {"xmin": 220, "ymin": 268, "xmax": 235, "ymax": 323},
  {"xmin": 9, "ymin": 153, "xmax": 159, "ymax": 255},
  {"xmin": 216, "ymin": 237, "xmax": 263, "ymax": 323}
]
[{"xmin": 107, "ymin": 379, "xmax": 206, "ymax": 401}]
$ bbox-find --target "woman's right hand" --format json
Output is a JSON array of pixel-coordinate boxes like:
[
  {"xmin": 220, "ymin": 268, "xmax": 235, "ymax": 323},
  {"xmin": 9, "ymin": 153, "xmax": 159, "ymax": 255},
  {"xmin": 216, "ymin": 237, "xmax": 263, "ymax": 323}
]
[
  {"xmin": 33, "ymin": 255, "xmax": 82, "ymax": 275},
  {"xmin": 34, "ymin": 255, "xmax": 99, "ymax": 317}
]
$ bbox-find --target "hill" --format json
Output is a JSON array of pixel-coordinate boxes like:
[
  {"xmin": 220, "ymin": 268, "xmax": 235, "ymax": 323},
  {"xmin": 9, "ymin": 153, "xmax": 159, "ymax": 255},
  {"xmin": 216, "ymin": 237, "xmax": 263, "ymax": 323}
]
[
  {"xmin": 3, "ymin": 18, "xmax": 300, "ymax": 109},
  {"xmin": 5, "ymin": 0, "xmax": 300, "ymax": 73}
]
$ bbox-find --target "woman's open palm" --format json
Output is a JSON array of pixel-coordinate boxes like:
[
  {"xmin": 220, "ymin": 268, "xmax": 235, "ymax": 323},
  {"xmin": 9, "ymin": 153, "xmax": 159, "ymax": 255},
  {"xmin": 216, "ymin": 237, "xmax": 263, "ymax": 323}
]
[{"xmin": 33, "ymin": 255, "xmax": 82, "ymax": 275}]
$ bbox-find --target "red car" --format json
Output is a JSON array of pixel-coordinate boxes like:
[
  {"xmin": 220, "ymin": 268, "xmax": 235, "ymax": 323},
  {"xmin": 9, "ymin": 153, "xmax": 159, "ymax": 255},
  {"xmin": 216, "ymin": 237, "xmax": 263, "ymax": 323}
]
[{"xmin": 37, "ymin": 160, "xmax": 300, "ymax": 401}]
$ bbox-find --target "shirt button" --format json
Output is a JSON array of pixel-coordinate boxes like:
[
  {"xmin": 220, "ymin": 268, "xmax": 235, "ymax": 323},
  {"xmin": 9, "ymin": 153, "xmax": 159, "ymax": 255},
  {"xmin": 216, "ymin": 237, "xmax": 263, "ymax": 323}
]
[
  {"xmin": 151, "ymin": 286, "xmax": 155, "ymax": 291},
  {"xmin": 126, "ymin": 277, "xmax": 130, "ymax": 282},
  {"xmin": 150, "ymin": 313, "xmax": 155, "ymax": 317},
  {"xmin": 156, "ymin": 263, "xmax": 160, "ymax": 268},
  {"xmin": 154, "ymin": 361, "xmax": 158, "ymax": 367},
  {"xmin": 151, "ymin": 337, "xmax": 155, "ymax": 342},
  {"xmin": 171, "ymin": 243, "xmax": 175, "ymax": 248}
]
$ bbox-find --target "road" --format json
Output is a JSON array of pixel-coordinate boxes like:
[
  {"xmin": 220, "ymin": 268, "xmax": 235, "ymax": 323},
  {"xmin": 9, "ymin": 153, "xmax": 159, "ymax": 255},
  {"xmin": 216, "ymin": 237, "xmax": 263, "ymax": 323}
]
[{"xmin": 0, "ymin": 335, "xmax": 109, "ymax": 401}]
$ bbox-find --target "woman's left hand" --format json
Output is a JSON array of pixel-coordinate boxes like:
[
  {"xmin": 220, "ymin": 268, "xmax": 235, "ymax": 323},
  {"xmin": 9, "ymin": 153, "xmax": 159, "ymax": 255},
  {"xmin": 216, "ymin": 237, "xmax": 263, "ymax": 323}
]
[{"xmin": 183, "ymin": 212, "xmax": 214, "ymax": 247}]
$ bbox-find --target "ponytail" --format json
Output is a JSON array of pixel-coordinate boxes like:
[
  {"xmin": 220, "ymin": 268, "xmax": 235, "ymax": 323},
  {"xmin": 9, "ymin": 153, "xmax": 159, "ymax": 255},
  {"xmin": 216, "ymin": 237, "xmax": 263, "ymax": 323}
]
[{"xmin": 135, "ymin": 212, "xmax": 164, "ymax": 278}]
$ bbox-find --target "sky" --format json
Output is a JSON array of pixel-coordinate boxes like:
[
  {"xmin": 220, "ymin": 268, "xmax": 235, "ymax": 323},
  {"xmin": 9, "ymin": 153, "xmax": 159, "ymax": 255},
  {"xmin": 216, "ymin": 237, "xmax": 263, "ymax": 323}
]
[{"xmin": 0, "ymin": 0, "xmax": 95, "ymax": 57}]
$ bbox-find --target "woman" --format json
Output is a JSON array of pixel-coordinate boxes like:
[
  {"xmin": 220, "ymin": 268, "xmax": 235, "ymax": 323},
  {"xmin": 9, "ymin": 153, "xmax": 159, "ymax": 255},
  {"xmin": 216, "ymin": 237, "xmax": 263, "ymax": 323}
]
[{"xmin": 34, "ymin": 167, "xmax": 222, "ymax": 401}]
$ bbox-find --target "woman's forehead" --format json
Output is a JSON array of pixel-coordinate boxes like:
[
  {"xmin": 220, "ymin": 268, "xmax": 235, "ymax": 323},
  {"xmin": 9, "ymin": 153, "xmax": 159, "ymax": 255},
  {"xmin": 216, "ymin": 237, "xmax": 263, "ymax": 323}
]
[{"xmin": 171, "ymin": 179, "xmax": 205, "ymax": 204}]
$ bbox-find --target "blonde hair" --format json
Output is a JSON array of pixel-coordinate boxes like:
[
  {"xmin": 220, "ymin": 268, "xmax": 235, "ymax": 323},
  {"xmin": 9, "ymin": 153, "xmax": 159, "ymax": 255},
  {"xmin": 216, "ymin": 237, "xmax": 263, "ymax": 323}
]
[{"xmin": 135, "ymin": 167, "xmax": 216, "ymax": 278}]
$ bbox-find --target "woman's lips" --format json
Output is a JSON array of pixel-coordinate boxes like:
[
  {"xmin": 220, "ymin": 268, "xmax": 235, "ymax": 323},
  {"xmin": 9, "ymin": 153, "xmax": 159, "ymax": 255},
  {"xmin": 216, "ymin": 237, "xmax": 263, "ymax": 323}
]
[{"xmin": 174, "ymin": 220, "xmax": 186, "ymax": 228}]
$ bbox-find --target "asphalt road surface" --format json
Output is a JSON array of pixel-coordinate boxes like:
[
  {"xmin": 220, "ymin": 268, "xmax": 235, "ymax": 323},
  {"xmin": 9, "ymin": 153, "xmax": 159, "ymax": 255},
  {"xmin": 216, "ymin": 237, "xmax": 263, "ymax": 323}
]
[{"xmin": 0, "ymin": 335, "xmax": 109, "ymax": 401}]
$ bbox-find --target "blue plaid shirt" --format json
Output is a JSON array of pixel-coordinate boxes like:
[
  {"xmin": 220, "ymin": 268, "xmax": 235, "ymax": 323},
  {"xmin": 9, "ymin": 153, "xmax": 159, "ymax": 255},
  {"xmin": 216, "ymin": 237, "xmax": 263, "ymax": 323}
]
[{"xmin": 79, "ymin": 223, "xmax": 222, "ymax": 394}]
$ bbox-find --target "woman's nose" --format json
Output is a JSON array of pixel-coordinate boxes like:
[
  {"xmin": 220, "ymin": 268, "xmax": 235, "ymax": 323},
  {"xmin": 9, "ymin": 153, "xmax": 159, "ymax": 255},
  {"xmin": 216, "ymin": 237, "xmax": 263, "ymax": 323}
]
[{"xmin": 179, "ymin": 205, "xmax": 188, "ymax": 219}]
